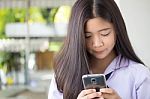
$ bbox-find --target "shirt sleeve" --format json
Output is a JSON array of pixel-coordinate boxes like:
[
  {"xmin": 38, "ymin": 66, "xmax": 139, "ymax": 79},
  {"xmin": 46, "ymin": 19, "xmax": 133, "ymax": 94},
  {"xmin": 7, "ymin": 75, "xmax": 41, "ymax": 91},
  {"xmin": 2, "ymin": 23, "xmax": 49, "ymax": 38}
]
[
  {"xmin": 136, "ymin": 68, "xmax": 150, "ymax": 99},
  {"xmin": 48, "ymin": 75, "xmax": 63, "ymax": 99}
]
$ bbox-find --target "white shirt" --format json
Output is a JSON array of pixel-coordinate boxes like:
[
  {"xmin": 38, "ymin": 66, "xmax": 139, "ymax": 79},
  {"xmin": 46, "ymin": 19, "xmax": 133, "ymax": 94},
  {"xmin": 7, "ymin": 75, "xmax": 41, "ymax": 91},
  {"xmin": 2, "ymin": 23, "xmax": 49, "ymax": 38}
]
[{"xmin": 48, "ymin": 55, "xmax": 150, "ymax": 99}]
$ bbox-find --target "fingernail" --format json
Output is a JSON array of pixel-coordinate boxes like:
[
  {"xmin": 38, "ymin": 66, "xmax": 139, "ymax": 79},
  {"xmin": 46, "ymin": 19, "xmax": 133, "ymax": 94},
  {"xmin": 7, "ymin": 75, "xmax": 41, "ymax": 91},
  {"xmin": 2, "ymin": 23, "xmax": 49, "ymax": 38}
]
[
  {"xmin": 93, "ymin": 89, "xmax": 96, "ymax": 92},
  {"xmin": 100, "ymin": 89, "xmax": 104, "ymax": 92},
  {"xmin": 97, "ymin": 92, "xmax": 102, "ymax": 95}
]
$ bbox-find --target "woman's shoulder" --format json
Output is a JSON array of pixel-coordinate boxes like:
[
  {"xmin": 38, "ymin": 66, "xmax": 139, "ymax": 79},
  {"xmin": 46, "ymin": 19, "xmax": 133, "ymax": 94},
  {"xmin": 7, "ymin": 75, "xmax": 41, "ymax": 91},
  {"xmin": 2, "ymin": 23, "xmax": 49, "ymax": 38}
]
[
  {"xmin": 48, "ymin": 74, "xmax": 63, "ymax": 99},
  {"xmin": 127, "ymin": 61, "xmax": 150, "ymax": 87},
  {"xmin": 128, "ymin": 61, "xmax": 150, "ymax": 75}
]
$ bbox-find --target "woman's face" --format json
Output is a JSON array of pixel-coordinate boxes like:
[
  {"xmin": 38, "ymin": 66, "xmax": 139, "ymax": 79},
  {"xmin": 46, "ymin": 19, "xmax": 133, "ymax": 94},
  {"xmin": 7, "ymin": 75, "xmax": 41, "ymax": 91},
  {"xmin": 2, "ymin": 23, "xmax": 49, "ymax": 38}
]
[{"xmin": 85, "ymin": 17, "xmax": 116, "ymax": 60}]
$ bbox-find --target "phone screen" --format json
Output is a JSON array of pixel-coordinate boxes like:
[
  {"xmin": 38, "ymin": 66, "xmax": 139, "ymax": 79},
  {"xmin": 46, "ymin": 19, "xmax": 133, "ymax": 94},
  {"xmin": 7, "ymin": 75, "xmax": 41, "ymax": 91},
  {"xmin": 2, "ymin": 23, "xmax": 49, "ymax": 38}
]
[{"xmin": 82, "ymin": 74, "xmax": 107, "ymax": 92}]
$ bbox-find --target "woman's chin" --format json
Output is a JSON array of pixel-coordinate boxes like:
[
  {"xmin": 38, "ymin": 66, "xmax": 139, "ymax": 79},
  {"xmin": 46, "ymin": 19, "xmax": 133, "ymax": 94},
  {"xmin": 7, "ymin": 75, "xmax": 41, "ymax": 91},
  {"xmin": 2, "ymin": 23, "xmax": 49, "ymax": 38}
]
[{"xmin": 93, "ymin": 53, "xmax": 107, "ymax": 60}]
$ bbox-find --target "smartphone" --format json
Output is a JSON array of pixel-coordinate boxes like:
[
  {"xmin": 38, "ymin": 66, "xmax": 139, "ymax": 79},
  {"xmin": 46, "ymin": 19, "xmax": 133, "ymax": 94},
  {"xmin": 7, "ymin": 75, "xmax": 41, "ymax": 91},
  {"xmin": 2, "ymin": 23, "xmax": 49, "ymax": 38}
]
[{"xmin": 82, "ymin": 74, "xmax": 107, "ymax": 92}]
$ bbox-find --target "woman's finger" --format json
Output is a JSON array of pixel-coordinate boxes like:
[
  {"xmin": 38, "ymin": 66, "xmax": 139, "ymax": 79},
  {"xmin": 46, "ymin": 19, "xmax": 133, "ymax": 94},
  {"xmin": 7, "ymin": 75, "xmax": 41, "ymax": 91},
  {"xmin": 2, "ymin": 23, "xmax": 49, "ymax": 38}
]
[
  {"xmin": 78, "ymin": 89, "xmax": 96, "ymax": 97},
  {"xmin": 100, "ymin": 88, "xmax": 114, "ymax": 94},
  {"xmin": 100, "ymin": 88, "xmax": 121, "ymax": 99},
  {"xmin": 84, "ymin": 92, "xmax": 102, "ymax": 99}
]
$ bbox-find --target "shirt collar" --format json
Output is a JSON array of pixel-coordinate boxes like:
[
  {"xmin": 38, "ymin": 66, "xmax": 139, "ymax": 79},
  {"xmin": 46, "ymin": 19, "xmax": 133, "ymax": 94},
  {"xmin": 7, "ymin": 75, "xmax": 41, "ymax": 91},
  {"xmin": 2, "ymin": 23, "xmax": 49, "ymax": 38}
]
[{"xmin": 104, "ymin": 54, "xmax": 129, "ymax": 75}]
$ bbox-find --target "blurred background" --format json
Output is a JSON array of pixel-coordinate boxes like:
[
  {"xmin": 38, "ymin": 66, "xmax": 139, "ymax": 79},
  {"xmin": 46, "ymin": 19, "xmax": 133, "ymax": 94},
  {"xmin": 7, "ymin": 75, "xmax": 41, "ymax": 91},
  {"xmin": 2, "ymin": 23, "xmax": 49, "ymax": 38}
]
[
  {"xmin": 0, "ymin": 0, "xmax": 150, "ymax": 99},
  {"xmin": 0, "ymin": 0, "xmax": 75, "ymax": 99}
]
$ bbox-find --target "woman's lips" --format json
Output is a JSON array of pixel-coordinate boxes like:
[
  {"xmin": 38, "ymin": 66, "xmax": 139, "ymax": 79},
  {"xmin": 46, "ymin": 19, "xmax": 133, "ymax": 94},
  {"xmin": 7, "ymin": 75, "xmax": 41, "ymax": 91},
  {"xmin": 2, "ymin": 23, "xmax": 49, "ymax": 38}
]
[{"xmin": 94, "ymin": 49, "xmax": 106, "ymax": 53}]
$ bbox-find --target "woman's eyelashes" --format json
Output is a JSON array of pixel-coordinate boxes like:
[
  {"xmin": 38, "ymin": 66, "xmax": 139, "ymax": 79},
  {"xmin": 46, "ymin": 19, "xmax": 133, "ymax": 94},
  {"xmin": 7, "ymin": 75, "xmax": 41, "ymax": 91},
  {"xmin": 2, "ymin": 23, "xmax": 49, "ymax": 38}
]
[
  {"xmin": 85, "ymin": 33, "xmax": 92, "ymax": 38},
  {"xmin": 101, "ymin": 31, "xmax": 111, "ymax": 36},
  {"xmin": 100, "ymin": 29, "xmax": 111, "ymax": 36},
  {"xmin": 85, "ymin": 31, "xmax": 111, "ymax": 38}
]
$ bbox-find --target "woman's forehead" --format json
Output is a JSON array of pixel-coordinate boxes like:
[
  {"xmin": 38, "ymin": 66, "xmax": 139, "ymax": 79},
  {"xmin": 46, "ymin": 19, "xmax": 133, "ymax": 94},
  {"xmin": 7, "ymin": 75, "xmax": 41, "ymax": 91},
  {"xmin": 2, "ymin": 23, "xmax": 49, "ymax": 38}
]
[{"xmin": 85, "ymin": 17, "xmax": 113, "ymax": 32}]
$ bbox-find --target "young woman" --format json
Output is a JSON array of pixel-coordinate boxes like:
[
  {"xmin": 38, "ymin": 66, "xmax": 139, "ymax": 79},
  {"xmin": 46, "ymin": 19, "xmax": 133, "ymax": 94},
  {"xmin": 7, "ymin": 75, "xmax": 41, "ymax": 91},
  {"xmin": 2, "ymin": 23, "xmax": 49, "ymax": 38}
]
[{"xmin": 48, "ymin": 0, "xmax": 150, "ymax": 99}]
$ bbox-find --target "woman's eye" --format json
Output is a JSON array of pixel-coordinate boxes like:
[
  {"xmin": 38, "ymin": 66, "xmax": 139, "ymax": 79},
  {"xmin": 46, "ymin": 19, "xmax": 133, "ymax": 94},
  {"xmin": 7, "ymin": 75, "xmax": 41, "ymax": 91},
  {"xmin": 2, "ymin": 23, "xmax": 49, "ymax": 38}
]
[
  {"xmin": 101, "ymin": 32, "xmax": 110, "ymax": 36},
  {"xmin": 85, "ymin": 33, "xmax": 91, "ymax": 38},
  {"xmin": 85, "ymin": 35, "xmax": 91, "ymax": 38}
]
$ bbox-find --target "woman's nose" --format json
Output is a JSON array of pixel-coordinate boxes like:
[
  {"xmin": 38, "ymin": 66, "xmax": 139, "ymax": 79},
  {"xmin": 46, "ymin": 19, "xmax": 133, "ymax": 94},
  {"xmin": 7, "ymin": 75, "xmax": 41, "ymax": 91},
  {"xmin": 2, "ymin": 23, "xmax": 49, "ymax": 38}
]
[{"xmin": 92, "ymin": 36, "xmax": 104, "ymax": 48}]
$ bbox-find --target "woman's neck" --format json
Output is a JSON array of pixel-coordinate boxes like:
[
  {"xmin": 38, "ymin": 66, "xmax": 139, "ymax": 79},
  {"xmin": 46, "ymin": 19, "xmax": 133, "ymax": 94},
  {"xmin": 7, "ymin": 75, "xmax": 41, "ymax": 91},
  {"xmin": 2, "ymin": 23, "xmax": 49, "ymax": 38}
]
[{"xmin": 90, "ymin": 50, "xmax": 117, "ymax": 74}]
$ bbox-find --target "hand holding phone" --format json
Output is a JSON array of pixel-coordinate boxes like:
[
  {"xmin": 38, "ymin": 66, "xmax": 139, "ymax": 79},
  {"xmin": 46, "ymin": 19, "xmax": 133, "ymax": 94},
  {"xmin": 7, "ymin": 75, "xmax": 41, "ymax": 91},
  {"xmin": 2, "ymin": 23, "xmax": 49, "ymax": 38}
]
[{"xmin": 82, "ymin": 74, "xmax": 107, "ymax": 92}]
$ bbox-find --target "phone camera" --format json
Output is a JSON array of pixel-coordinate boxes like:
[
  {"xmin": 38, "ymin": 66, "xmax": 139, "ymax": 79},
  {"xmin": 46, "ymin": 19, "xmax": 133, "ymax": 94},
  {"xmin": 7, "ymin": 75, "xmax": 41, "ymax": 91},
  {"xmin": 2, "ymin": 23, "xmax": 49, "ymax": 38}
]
[{"xmin": 91, "ymin": 78, "xmax": 97, "ymax": 84}]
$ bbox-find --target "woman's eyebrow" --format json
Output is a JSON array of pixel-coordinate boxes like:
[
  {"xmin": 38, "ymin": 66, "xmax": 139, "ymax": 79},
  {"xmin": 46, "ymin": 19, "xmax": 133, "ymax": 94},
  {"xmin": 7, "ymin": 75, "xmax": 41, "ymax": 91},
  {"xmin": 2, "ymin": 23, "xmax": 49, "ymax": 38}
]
[
  {"xmin": 85, "ymin": 28, "xmax": 111, "ymax": 33},
  {"xmin": 97, "ymin": 28, "xmax": 111, "ymax": 32}
]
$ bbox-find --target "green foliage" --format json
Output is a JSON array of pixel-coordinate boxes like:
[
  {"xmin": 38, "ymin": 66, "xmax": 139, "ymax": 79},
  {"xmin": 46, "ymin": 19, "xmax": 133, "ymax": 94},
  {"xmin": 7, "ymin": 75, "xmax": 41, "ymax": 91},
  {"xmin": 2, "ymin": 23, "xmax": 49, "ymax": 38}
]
[
  {"xmin": 12, "ymin": 8, "xmax": 27, "ymax": 22},
  {"xmin": 0, "ymin": 52, "xmax": 11, "ymax": 69},
  {"xmin": 41, "ymin": 8, "xmax": 58, "ymax": 24},
  {"xmin": 54, "ymin": 6, "xmax": 71, "ymax": 23},
  {"xmin": 0, "ymin": 8, "xmax": 26, "ymax": 38},
  {"xmin": 49, "ymin": 42, "xmax": 63, "ymax": 52},
  {"xmin": 4, "ymin": 9, "xmax": 16, "ymax": 23},
  {"xmin": 0, "ymin": 52, "xmax": 21, "ymax": 72},
  {"xmin": 41, "ymin": 8, "xmax": 50, "ymax": 23},
  {"xmin": 29, "ymin": 7, "xmax": 46, "ymax": 23},
  {"xmin": 0, "ymin": 7, "xmax": 70, "ymax": 38},
  {"xmin": 0, "ymin": 8, "xmax": 11, "ymax": 38},
  {"xmin": 48, "ymin": 8, "xmax": 58, "ymax": 23}
]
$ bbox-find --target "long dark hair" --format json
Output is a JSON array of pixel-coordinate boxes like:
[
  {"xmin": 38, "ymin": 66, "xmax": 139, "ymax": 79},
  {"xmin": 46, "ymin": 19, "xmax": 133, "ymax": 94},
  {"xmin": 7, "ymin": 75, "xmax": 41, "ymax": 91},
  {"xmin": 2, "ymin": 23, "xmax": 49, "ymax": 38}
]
[{"xmin": 54, "ymin": 0, "xmax": 144, "ymax": 99}]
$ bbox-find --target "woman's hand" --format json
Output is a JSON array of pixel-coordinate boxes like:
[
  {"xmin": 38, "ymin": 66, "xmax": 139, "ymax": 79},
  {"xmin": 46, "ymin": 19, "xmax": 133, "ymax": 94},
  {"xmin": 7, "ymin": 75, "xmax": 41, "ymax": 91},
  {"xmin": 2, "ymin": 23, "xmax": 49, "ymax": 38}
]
[
  {"xmin": 77, "ymin": 88, "xmax": 121, "ymax": 99},
  {"xmin": 100, "ymin": 88, "xmax": 121, "ymax": 99},
  {"xmin": 77, "ymin": 89, "xmax": 103, "ymax": 99}
]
